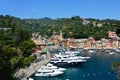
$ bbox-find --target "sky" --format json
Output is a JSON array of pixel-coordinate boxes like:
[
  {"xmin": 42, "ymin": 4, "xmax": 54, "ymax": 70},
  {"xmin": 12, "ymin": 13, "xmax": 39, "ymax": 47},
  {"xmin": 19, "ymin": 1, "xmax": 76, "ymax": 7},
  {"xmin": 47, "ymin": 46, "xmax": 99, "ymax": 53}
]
[{"xmin": 0, "ymin": 0, "xmax": 120, "ymax": 19}]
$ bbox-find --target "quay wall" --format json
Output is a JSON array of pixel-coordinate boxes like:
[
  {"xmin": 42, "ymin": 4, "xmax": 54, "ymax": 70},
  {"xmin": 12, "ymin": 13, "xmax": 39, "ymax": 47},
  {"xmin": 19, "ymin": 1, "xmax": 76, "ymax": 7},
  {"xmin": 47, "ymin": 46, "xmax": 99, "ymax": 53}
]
[{"xmin": 15, "ymin": 52, "xmax": 50, "ymax": 80}]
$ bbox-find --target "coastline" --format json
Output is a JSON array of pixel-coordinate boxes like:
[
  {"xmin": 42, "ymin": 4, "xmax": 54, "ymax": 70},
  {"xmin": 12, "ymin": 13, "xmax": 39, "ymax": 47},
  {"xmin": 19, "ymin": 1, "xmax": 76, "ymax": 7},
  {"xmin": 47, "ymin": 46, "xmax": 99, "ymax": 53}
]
[
  {"xmin": 15, "ymin": 51, "xmax": 50, "ymax": 80},
  {"xmin": 32, "ymin": 46, "xmax": 120, "ymax": 80},
  {"xmin": 14, "ymin": 46, "xmax": 120, "ymax": 80}
]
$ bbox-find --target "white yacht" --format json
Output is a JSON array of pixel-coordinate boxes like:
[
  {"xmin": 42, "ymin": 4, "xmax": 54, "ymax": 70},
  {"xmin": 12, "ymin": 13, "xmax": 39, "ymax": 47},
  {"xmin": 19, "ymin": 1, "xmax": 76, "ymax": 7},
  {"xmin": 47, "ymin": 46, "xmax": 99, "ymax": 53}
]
[
  {"xmin": 35, "ymin": 68, "xmax": 63, "ymax": 77},
  {"xmin": 64, "ymin": 51, "xmax": 80, "ymax": 54},
  {"xmin": 108, "ymin": 52, "xmax": 115, "ymax": 55},
  {"xmin": 115, "ymin": 49, "xmax": 120, "ymax": 52},
  {"xmin": 50, "ymin": 53, "xmax": 87, "ymax": 67},
  {"xmin": 88, "ymin": 50, "xmax": 96, "ymax": 54},
  {"xmin": 28, "ymin": 78, "xmax": 34, "ymax": 80},
  {"xmin": 45, "ymin": 63, "xmax": 66, "ymax": 72},
  {"xmin": 78, "ymin": 56, "xmax": 91, "ymax": 60}
]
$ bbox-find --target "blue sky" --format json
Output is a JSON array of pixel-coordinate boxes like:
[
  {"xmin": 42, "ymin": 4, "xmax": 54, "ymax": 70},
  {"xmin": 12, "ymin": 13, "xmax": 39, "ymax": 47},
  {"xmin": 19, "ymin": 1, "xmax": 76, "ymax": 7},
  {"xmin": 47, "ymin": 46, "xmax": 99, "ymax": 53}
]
[{"xmin": 0, "ymin": 0, "xmax": 120, "ymax": 19}]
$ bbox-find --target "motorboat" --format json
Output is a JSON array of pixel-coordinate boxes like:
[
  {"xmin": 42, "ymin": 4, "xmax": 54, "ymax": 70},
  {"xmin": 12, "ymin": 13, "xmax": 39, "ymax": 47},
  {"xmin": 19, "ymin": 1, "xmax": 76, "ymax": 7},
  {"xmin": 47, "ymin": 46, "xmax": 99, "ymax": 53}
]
[
  {"xmin": 64, "ymin": 51, "xmax": 80, "ymax": 54},
  {"xmin": 50, "ymin": 53, "xmax": 87, "ymax": 67},
  {"xmin": 115, "ymin": 49, "xmax": 120, "ymax": 52},
  {"xmin": 88, "ymin": 50, "xmax": 96, "ymax": 54},
  {"xmin": 71, "ymin": 56, "xmax": 90, "ymax": 60},
  {"xmin": 35, "ymin": 68, "xmax": 63, "ymax": 77},
  {"xmin": 105, "ymin": 49, "xmax": 112, "ymax": 53},
  {"xmin": 78, "ymin": 56, "xmax": 91, "ymax": 60},
  {"xmin": 45, "ymin": 63, "xmax": 66, "ymax": 72},
  {"xmin": 52, "ymin": 53, "xmax": 90, "ymax": 60},
  {"xmin": 108, "ymin": 52, "xmax": 115, "ymax": 55},
  {"xmin": 28, "ymin": 78, "xmax": 34, "ymax": 80},
  {"xmin": 37, "ymin": 68, "xmax": 53, "ymax": 73}
]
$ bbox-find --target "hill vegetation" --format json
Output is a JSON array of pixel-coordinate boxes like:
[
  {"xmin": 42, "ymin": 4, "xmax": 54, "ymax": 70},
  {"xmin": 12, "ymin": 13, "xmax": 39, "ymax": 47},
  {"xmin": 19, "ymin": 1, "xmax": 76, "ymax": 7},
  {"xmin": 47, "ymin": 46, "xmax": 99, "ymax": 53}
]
[
  {"xmin": 0, "ymin": 15, "xmax": 36, "ymax": 80},
  {"xmin": 1, "ymin": 15, "xmax": 120, "ymax": 39},
  {"xmin": 0, "ymin": 15, "xmax": 120, "ymax": 80}
]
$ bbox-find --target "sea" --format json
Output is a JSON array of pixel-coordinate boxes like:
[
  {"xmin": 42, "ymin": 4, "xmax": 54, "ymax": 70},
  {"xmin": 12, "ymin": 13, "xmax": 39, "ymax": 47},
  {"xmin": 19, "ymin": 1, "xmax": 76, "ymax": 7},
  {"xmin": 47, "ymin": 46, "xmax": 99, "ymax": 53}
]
[{"xmin": 32, "ymin": 49, "xmax": 120, "ymax": 80}]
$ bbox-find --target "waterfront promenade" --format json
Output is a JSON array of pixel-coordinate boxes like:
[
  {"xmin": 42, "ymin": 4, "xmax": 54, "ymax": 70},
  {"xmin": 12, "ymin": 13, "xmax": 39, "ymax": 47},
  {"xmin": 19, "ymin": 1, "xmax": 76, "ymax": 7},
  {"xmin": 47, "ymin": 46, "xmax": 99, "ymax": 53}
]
[{"xmin": 15, "ymin": 52, "xmax": 50, "ymax": 80}]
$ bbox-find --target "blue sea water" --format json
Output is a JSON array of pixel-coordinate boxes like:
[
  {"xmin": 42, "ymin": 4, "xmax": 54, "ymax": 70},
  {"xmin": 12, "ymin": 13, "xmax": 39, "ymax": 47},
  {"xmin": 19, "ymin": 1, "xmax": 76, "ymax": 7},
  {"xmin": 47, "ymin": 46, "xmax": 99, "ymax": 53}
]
[{"xmin": 32, "ymin": 50, "xmax": 120, "ymax": 80}]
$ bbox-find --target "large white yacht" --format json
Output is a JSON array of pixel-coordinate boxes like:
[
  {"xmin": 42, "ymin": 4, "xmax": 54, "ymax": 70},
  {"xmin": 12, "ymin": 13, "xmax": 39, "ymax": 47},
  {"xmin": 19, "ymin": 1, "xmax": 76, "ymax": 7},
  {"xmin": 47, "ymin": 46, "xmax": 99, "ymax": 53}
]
[
  {"xmin": 50, "ymin": 53, "xmax": 87, "ymax": 67},
  {"xmin": 35, "ymin": 68, "xmax": 63, "ymax": 77},
  {"xmin": 44, "ymin": 63, "xmax": 66, "ymax": 72}
]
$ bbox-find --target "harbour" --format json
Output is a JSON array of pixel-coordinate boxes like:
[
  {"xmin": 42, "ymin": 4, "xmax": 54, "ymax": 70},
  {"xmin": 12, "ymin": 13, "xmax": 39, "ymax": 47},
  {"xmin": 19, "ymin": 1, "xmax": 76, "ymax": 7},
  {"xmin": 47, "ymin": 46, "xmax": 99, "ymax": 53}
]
[
  {"xmin": 1, "ymin": 1, "xmax": 120, "ymax": 80},
  {"xmin": 31, "ymin": 48, "xmax": 120, "ymax": 80}
]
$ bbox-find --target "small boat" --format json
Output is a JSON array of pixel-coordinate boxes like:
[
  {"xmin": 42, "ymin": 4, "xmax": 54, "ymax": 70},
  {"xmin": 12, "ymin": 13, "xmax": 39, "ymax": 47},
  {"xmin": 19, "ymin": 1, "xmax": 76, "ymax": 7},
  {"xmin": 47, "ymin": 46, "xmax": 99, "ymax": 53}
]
[
  {"xmin": 108, "ymin": 52, "xmax": 115, "ymax": 55},
  {"xmin": 35, "ymin": 68, "xmax": 63, "ymax": 77},
  {"xmin": 88, "ymin": 50, "xmax": 96, "ymax": 54},
  {"xmin": 115, "ymin": 49, "xmax": 120, "ymax": 52}
]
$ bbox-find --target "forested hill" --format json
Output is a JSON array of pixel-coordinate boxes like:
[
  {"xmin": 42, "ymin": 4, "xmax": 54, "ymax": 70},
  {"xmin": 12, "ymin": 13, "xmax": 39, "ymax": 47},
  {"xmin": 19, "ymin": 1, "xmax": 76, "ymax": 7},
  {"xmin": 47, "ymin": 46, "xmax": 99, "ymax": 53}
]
[
  {"xmin": 0, "ymin": 15, "xmax": 120, "ymax": 80},
  {"xmin": 1, "ymin": 15, "xmax": 120, "ymax": 39},
  {"xmin": 0, "ymin": 15, "xmax": 36, "ymax": 80}
]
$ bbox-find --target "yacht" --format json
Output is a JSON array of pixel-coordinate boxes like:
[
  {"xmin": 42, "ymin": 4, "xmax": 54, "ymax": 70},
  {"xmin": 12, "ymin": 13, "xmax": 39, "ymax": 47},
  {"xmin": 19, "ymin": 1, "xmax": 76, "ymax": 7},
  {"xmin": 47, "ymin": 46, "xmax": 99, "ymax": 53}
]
[
  {"xmin": 50, "ymin": 53, "xmax": 87, "ymax": 67},
  {"xmin": 35, "ymin": 68, "xmax": 63, "ymax": 77},
  {"xmin": 115, "ymin": 49, "xmax": 120, "ymax": 52},
  {"xmin": 108, "ymin": 52, "xmax": 115, "ymax": 55},
  {"xmin": 88, "ymin": 50, "xmax": 96, "ymax": 54},
  {"xmin": 45, "ymin": 63, "xmax": 66, "ymax": 71},
  {"xmin": 78, "ymin": 56, "xmax": 90, "ymax": 60},
  {"xmin": 28, "ymin": 78, "xmax": 34, "ymax": 80},
  {"xmin": 64, "ymin": 51, "xmax": 80, "ymax": 54}
]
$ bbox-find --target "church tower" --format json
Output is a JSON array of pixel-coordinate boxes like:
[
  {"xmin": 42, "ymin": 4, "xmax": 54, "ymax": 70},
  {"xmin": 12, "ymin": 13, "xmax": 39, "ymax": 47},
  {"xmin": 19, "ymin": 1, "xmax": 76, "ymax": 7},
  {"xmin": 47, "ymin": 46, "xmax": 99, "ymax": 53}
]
[{"xmin": 59, "ymin": 30, "xmax": 63, "ymax": 41}]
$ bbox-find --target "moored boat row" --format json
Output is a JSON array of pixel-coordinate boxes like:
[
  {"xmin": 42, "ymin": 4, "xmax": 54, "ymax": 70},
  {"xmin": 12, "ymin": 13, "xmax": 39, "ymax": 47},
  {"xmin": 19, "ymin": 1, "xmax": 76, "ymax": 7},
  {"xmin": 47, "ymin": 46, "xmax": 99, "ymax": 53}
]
[
  {"xmin": 50, "ymin": 51, "xmax": 90, "ymax": 67},
  {"xmin": 35, "ymin": 50, "xmax": 90, "ymax": 77},
  {"xmin": 35, "ymin": 63, "xmax": 66, "ymax": 77}
]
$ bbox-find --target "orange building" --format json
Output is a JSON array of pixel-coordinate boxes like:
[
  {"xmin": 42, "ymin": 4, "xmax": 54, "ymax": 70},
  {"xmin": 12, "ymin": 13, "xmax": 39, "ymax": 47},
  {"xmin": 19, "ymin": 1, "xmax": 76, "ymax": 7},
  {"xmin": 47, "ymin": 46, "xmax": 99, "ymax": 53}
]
[
  {"xmin": 106, "ymin": 41, "xmax": 113, "ymax": 49},
  {"xmin": 66, "ymin": 39, "xmax": 73, "ymax": 47}
]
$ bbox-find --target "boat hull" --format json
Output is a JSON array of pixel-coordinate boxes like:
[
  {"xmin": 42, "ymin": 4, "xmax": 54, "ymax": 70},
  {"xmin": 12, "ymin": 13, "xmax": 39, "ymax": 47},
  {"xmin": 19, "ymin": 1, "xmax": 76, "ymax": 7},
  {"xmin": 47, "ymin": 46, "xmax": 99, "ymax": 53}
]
[
  {"xmin": 50, "ymin": 61, "xmax": 85, "ymax": 67},
  {"xmin": 35, "ymin": 71, "xmax": 63, "ymax": 77}
]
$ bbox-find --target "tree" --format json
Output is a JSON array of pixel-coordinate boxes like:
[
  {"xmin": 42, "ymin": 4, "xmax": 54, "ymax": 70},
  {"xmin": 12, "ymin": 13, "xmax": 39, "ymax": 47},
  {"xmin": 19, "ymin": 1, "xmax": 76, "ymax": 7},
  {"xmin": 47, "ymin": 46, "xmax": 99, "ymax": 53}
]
[
  {"xmin": 14, "ymin": 27, "xmax": 31, "ymax": 45},
  {"xmin": 19, "ymin": 39, "xmax": 35, "ymax": 57},
  {"xmin": 23, "ymin": 56, "xmax": 35, "ymax": 67},
  {"xmin": 111, "ymin": 62, "xmax": 120, "ymax": 80}
]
